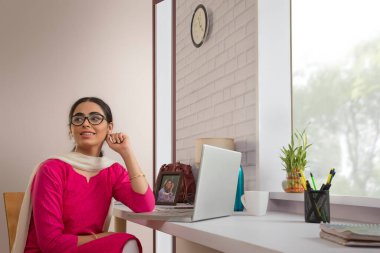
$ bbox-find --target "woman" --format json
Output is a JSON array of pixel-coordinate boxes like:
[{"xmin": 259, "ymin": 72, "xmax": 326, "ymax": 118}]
[
  {"xmin": 157, "ymin": 179, "xmax": 175, "ymax": 203},
  {"xmin": 14, "ymin": 97, "xmax": 155, "ymax": 253}
]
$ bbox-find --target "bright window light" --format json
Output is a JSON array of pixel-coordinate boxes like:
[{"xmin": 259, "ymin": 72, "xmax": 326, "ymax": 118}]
[{"xmin": 292, "ymin": 0, "xmax": 380, "ymax": 197}]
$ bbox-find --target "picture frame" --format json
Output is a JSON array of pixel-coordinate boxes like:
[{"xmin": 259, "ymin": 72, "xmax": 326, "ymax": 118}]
[{"xmin": 155, "ymin": 171, "xmax": 183, "ymax": 205}]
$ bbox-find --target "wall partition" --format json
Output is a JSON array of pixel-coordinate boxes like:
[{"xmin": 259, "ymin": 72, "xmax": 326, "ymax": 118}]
[{"xmin": 154, "ymin": 0, "xmax": 174, "ymax": 253}]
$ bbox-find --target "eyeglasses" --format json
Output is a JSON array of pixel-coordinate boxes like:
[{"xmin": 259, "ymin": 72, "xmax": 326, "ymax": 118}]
[{"xmin": 71, "ymin": 113, "xmax": 106, "ymax": 126}]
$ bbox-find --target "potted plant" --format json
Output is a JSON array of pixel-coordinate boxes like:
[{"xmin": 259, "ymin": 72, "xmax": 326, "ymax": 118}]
[{"xmin": 280, "ymin": 129, "xmax": 312, "ymax": 193}]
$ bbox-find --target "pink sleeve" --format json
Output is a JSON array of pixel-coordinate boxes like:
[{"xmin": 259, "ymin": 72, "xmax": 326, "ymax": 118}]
[
  {"xmin": 112, "ymin": 164, "xmax": 155, "ymax": 212},
  {"xmin": 31, "ymin": 161, "xmax": 78, "ymax": 253}
]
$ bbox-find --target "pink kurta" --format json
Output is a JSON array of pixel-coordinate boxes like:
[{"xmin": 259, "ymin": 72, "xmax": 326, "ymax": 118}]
[{"xmin": 24, "ymin": 159, "xmax": 155, "ymax": 253}]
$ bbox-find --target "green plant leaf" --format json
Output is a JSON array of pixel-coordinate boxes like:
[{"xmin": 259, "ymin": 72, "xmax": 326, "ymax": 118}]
[{"xmin": 280, "ymin": 128, "xmax": 312, "ymax": 172}]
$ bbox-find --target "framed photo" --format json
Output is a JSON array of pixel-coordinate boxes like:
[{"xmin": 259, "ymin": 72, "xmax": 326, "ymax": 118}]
[{"xmin": 155, "ymin": 171, "xmax": 183, "ymax": 205}]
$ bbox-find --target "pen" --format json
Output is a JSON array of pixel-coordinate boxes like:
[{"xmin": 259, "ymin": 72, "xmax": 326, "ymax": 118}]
[
  {"xmin": 310, "ymin": 173, "xmax": 317, "ymax": 190},
  {"xmin": 324, "ymin": 169, "xmax": 335, "ymax": 191},
  {"xmin": 306, "ymin": 180, "xmax": 312, "ymax": 191},
  {"xmin": 329, "ymin": 170, "xmax": 336, "ymax": 184},
  {"xmin": 298, "ymin": 172, "xmax": 307, "ymax": 190},
  {"xmin": 301, "ymin": 171, "xmax": 309, "ymax": 189},
  {"xmin": 326, "ymin": 169, "xmax": 334, "ymax": 184}
]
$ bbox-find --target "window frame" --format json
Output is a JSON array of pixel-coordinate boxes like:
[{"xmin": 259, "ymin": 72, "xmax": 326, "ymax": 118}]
[{"xmin": 257, "ymin": 0, "xmax": 380, "ymax": 219}]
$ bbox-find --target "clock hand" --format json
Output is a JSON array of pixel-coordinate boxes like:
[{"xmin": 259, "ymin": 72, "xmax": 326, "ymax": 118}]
[
  {"xmin": 197, "ymin": 21, "xmax": 204, "ymax": 34},
  {"xmin": 197, "ymin": 16, "xmax": 203, "ymax": 28},
  {"xmin": 198, "ymin": 18, "xmax": 204, "ymax": 31}
]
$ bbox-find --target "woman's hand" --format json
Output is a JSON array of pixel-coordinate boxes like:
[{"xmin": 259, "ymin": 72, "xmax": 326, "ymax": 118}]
[
  {"xmin": 77, "ymin": 232, "xmax": 115, "ymax": 246},
  {"xmin": 106, "ymin": 132, "xmax": 149, "ymax": 194},
  {"xmin": 106, "ymin": 132, "xmax": 130, "ymax": 155}
]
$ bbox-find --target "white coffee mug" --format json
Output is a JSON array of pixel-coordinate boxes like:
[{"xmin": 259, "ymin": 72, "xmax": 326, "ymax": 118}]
[{"xmin": 241, "ymin": 191, "xmax": 269, "ymax": 216}]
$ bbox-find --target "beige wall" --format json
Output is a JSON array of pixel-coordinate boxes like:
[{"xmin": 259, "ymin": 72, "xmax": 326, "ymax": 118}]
[
  {"xmin": 176, "ymin": 0, "xmax": 258, "ymax": 189},
  {"xmin": 0, "ymin": 1, "xmax": 153, "ymax": 253}
]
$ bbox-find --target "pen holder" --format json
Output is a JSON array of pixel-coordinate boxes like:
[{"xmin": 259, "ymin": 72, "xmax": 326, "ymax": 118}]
[{"xmin": 304, "ymin": 190, "xmax": 330, "ymax": 223}]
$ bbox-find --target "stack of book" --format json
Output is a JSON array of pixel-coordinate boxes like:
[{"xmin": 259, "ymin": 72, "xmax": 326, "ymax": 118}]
[{"xmin": 320, "ymin": 223, "xmax": 380, "ymax": 247}]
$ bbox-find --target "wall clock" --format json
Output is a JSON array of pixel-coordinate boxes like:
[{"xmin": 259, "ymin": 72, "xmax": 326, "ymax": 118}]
[{"xmin": 190, "ymin": 4, "xmax": 209, "ymax": 48}]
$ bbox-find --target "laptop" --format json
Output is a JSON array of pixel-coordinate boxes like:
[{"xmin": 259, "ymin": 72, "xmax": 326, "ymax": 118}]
[{"xmin": 118, "ymin": 144, "xmax": 242, "ymax": 222}]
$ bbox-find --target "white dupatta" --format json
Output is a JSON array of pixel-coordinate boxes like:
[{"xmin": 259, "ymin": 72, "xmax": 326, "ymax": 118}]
[{"xmin": 12, "ymin": 152, "xmax": 116, "ymax": 253}]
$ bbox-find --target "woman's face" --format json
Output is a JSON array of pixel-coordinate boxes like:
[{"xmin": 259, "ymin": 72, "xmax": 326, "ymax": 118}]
[
  {"xmin": 70, "ymin": 101, "xmax": 113, "ymax": 154},
  {"xmin": 164, "ymin": 180, "xmax": 173, "ymax": 190}
]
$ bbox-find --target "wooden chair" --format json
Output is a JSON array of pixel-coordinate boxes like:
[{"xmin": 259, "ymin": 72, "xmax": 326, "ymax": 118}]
[{"xmin": 3, "ymin": 192, "xmax": 24, "ymax": 252}]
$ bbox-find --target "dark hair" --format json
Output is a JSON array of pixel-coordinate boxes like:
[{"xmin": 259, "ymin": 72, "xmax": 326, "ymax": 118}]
[
  {"xmin": 68, "ymin": 97, "xmax": 113, "ymax": 125},
  {"xmin": 69, "ymin": 97, "xmax": 113, "ymax": 156}
]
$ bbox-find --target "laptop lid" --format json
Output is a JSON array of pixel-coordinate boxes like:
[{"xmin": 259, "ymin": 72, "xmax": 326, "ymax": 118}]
[{"xmin": 192, "ymin": 145, "xmax": 242, "ymax": 221}]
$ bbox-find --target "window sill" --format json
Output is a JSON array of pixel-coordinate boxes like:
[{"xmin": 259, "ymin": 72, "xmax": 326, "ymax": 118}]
[
  {"xmin": 268, "ymin": 192, "xmax": 380, "ymax": 223},
  {"xmin": 270, "ymin": 192, "xmax": 380, "ymax": 208}
]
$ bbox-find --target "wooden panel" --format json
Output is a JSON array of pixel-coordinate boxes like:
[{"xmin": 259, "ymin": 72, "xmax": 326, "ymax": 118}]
[
  {"xmin": 3, "ymin": 192, "xmax": 24, "ymax": 252},
  {"xmin": 154, "ymin": 0, "xmax": 166, "ymax": 4}
]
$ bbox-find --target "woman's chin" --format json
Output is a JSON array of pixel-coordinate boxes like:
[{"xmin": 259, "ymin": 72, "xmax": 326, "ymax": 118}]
[{"xmin": 76, "ymin": 141, "xmax": 103, "ymax": 151}]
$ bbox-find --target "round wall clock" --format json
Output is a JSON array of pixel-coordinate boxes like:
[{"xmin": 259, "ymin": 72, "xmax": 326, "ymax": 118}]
[{"xmin": 190, "ymin": 4, "xmax": 209, "ymax": 48}]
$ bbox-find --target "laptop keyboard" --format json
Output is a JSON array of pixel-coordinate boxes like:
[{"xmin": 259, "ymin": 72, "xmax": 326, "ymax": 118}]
[
  {"xmin": 155, "ymin": 205, "xmax": 194, "ymax": 210},
  {"xmin": 153, "ymin": 207, "xmax": 194, "ymax": 216}
]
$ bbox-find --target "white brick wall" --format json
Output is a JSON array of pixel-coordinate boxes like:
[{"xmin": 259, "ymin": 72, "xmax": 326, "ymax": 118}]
[{"xmin": 176, "ymin": 0, "xmax": 257, "ymax": 190}]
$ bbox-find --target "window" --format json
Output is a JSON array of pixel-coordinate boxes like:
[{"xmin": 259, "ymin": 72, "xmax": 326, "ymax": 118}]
[{"xmin": 292, "ymin": 0, "xmax": 380, "ymax": 197}]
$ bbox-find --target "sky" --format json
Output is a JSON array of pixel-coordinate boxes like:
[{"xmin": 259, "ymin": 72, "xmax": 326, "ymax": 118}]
[
  {"xmin": 292, "ymin": 0, "xmax": 380, "ymax": 196},
  {"xmin": 292, "ymin": 0, "xmax": 380, "ymax": 82}
]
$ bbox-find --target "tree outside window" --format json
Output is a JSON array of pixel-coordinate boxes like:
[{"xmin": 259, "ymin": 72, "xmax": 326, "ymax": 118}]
[{"xmin": 292, "ymin": 0, "xmax": 380, "ymax": 197}]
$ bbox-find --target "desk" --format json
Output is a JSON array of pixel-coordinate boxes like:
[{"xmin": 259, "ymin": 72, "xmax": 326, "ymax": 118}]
[{"xmin": 113, "ymin": 205, "xmax": 378, "ymax": 253}]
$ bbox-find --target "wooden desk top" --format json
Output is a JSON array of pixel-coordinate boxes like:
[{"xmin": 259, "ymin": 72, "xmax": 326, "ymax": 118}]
[{"xmin": 113, "ymin": 205, "xmax": 379, "ymax": 253}]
